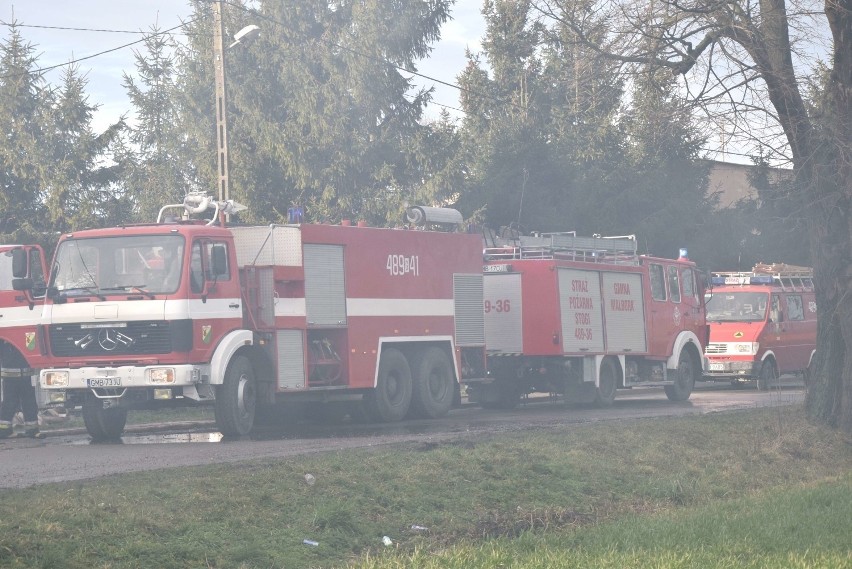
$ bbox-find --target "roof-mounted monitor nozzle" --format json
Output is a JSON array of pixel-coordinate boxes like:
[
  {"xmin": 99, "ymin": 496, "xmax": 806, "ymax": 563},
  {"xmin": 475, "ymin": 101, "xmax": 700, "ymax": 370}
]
[
  {"xmin": 157, "ymin": 192, "xmax": 247, "ymax": 226},
  {"xmin": 404, "ymin": 206, "xmax": 464, "ymax": 231}
]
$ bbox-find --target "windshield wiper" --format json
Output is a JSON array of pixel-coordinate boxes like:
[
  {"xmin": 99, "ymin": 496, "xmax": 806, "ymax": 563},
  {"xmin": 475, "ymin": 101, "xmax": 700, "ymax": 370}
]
[
  {"xmin": 61, "ymin": 286, "xmax": 107, "ymax": 301},
  {"xmin": 101, "ymin": 285, "xmax": 155, "ymax": 299}
]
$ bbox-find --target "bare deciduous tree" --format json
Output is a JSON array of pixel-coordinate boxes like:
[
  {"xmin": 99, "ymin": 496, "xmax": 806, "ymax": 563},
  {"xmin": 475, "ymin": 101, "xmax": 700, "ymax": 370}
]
[{"xmin": 535, "ymin": 0, "xmax": 851, "ymax": 431}]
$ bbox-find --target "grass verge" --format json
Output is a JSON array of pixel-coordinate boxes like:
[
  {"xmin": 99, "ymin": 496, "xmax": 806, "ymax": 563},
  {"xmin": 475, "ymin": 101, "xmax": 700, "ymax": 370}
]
[{"xmin": 1, "ymin": 406, "xmax": 850, "ymax": 568}]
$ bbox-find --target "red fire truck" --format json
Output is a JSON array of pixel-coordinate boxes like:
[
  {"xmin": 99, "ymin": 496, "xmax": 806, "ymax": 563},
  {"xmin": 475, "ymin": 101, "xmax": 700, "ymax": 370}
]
[
  {"xmin": 19, "ymin": 196, "xmax": 486, "ymax": 439},
  {"xmin": 1, "ymin": 244, "xmax": 50, "ymax": 403},
  {"xmin": 702, "ymin": 264, "xmax": 816, "ymax": 389},
  {"xmin": 467, "ymin": 234, "xmax": 706, "ymax": 408}
]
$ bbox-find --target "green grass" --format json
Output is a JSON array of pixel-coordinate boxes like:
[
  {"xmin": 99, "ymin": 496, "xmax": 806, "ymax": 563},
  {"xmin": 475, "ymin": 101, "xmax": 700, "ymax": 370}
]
[{"xmin": 1, "ymin": 406, "xmax": 850, "ymax": 568}]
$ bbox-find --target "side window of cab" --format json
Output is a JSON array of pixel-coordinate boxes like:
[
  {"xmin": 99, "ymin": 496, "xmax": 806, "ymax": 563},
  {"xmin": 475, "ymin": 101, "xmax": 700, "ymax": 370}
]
[
  {"xmin": 667, "ymin": 265, "xmax": 681, "ymax": 303},
  {"xmin": 190, "ymin": 242, "xmax": 204, "ymax": 293},
  {"xmin": 649, "ymin": 264, "xmax": 667, "ymax": 301}
]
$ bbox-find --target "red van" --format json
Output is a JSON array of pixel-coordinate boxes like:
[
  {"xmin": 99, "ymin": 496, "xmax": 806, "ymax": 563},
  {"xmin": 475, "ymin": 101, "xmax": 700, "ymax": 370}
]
[{"xmin": 702, "ymin": 264, "xmax": 816, "ymax": 389}]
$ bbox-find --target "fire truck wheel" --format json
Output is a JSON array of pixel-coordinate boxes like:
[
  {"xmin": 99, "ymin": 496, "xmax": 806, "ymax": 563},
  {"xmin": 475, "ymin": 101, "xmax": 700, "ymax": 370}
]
[
  {"xmin": 410, "ymin": 347, "xmax": 455, "ymax": 419},
  {"xmin": 215, "ymin": 355, "xmax": 257, "ymax": 436},
  {"xmin": 81, "ymin": 397, "xmax": 128, "ymax": 441},
  {"xmin": 665, "ymin": 350, "xmax": 696, "ymax": 401},
  {"xmin": 756, "ymin": 360, "xmax": 776, "ymax": 391},
  {"xmin": 364, "ymin": 348, "xmax": 413, "ymax": 422},
  {"xmin": 594, "ymin": 358, "xmax": 618, "ymax": 407}
]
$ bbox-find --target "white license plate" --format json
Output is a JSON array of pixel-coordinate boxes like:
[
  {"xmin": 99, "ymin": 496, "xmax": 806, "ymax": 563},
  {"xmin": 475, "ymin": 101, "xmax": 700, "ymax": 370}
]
[
  {"xmin": 709, "ymin": 363, "xmax": 725, "ymax": 371},
  {"xmin": 87, "ymin": 377, "xmax": 122, "ymax": 388}
]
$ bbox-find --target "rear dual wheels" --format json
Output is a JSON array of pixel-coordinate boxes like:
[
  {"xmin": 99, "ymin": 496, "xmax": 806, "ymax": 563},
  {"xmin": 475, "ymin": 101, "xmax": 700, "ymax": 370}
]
[
  {"xmin": 410, "ymin": 347, "xmax": 455, "ymax": 419},
  {"xmin": 364, "ymin": 348, "xmax": 413, "ymax": 422},
  {"xmin": 365, "ymin": 346, "xmax": 457, "ymax": 422}
]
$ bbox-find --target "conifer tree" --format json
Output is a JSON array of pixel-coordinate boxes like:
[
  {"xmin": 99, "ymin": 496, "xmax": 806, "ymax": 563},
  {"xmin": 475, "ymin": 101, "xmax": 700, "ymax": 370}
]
[
  {"xmin": 0, "ymin": 24, "xmax": 47, "ymax": 239},
  {"xmin": 173, "ymin": 0, "xmax": 453, "ymax": 226},
  {"xmin": 43, "ymin": 64, "xmax": 126, "ymax": 232},
  {"xmin": 121, "ymin": 27, "xmax": 190, "ymax": 222}
]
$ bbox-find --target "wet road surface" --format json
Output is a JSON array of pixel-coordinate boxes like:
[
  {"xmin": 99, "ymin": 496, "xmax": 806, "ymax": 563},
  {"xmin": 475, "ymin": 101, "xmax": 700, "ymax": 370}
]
[{"xmin": 0, "ymin": 383, "xmax": 804, "ymax": 489}]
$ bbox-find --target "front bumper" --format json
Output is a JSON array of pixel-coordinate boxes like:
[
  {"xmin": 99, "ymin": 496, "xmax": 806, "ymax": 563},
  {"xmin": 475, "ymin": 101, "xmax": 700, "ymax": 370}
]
[
  {"xmin": 40, "ymin": 364, "xmax": 209, "ymax": 392},
  {"xmin": 702, "ymin": 359, "xmax": 758, "ymax": 380}
]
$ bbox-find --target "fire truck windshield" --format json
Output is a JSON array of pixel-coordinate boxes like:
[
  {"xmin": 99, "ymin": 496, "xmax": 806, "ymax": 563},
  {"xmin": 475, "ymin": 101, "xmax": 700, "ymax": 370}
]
[
  {"xmin": 50, "ymin": 235, "xmax": 185, "ymax": 297},
  {"xmin": 705, "ymin": 291, "xmax": 769, "ymax": 322}
]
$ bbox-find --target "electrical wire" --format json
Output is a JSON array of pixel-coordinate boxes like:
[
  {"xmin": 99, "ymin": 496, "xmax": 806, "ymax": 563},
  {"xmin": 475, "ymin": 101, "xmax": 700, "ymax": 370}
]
[{"xmin": 0, "ymin": 17, "xmax": 200, "ymax": 80}]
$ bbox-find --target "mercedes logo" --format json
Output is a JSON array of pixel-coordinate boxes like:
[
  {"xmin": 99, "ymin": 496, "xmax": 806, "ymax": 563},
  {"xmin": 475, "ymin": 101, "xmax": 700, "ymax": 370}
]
[
  {"xmin": 75, "ymin": 328, "xmax": 135, "ymax": 351},
  {"xmin": 98, "ymin": 328, "xmax": 134, "ymax": 351}
]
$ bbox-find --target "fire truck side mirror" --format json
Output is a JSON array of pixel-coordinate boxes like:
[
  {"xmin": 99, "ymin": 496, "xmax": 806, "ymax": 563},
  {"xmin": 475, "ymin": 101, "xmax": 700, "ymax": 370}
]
[
  {"xmin": 11, "ymin": 247, "xmax": 28, "ymax": 278},
  {"xmin": 210, "ymin": 245, "xmax": 227, "ymax": 277}
]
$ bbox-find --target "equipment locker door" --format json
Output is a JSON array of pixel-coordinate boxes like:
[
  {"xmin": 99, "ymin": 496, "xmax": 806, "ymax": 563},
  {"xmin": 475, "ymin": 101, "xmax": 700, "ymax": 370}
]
[
  {"xmin": 558, "ymin": 268, "xmax": 605, "ymax": 353},
  {"xmin": 484, "ymin": 272, "xmax": 523, "ymax": 353},
  {"xmin": 304, "ymin": 244, "xmax": 347, "ymax": 327},
  {"xmin": 601, "ymin": 271, "xmax": 647, "ymax": 353}
]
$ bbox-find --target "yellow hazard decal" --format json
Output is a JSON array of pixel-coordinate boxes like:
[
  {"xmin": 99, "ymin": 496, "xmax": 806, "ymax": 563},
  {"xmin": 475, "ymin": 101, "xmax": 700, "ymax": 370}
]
[
  {"xmin": 202, "ymin": 325, "xmax": 212, "ymax": 344},
  {"xmin": 25, "ymin": 332, "xmax": 36, "ymax": 351},
  {"xmin": 734, "ymin": 331, "xmax": 744, "ymax": 338}
]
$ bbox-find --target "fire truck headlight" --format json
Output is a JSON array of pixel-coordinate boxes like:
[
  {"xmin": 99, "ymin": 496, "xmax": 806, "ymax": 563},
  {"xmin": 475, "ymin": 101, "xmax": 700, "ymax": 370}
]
[
  {"xmin": 148, "ymin": 368, "xmax": 176, "ymax": 384},
  {"xmin": 734, "ymin": 342, "xmax": 759, "ymax": 355},
  {"xmin": 43, "ymin": 371, "xmax": 69, "ymax": 387}
]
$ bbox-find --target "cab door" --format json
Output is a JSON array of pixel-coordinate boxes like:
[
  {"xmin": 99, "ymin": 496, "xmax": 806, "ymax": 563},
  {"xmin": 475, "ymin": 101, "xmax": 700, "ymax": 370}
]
[
  {"xmin": 646, "ymin": 262, "xmax": 673, "ymax": 357},
  {"xmin": 679, "ymin": 266, "xmax": 706, "ymax": 345},
  {"xmin": 778, "ymin": 293, "xmax": 808, "ymax": 374},
  {"xmin": 0, "ymin": 245, "xmax": 47, "ymax": 357},
  {"xmin": 186, "ymin": 239, "xmax": 243, "ymax": 357}
]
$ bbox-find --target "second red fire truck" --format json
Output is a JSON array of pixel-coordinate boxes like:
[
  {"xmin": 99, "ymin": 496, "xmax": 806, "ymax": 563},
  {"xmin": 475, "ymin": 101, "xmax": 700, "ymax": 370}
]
[
  {"xmin": 468, "ymin": 233, "xmax": 707, "ymax": 407},
  {"xmin": 18, "ymin": 196, "xmax": 487, "ymax": 439}
]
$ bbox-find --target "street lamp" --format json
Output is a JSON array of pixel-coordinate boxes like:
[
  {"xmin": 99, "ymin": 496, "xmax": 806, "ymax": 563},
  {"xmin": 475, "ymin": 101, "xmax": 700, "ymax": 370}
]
[{"xmin": 213, "ymin": 1, "xmax": 260, "ymax": 220}]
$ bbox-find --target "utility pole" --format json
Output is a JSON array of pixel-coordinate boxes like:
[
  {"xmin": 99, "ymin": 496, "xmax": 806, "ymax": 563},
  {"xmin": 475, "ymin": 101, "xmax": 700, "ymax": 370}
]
[{"xmin": 213, "ymin": 1, "xmax": 230, "ymax": 218}]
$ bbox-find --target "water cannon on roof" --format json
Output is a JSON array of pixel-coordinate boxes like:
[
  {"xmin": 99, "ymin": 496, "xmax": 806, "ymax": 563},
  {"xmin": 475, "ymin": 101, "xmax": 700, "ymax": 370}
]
[
  {"xmin": 404, "ymin": 206, "xmax": 463, "ymax": 231},
  {"xmin": 157, "ymin": 192, "xmax": 247, "ymax": 226}
]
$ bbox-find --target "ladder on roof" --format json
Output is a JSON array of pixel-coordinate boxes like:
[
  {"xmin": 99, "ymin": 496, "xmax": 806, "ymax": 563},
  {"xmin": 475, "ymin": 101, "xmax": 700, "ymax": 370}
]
[
  {"xmin": 484, "ymin": 232, "xmax": 640, "ymax": 265},
  {"xmin": 712, "ymin": 263, "xmax": 814, "ymax": 292}
]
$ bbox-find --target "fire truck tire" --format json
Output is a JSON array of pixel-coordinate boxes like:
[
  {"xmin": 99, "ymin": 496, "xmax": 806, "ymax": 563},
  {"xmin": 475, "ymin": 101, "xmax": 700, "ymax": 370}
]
[
  {"xmin": 364, "ymin": 348, "xmax": 412, "ymax": 422},
  {"xmin": 215, "ymin": 355, "xmax": 257, "ymax": 436},
  {"xmin": 665, "ymin": 349, "xmax": 696, "ymax": 401},
  {"xmin": 756, "ymin": 360, "xmax": 776, "ymax": 391},
  {"xmin": 594, "ymin": 358, "xmax": 618, "ymax": 407},
  {"xmin": 82, "ymin": 397, "xmax": 128, "ymax": 441},
  {"xmin": 410, "ymin": 347, "xmax": 455, "ymax": 419}
]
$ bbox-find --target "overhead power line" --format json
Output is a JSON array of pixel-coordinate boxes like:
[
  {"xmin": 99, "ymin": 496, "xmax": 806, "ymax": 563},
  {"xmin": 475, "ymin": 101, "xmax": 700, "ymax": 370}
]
[
  {"xmin": 0, "ymin": 17, "xmax": 200, "ymax": 80},
  {"xmin": 0, "ymin": 21, "xmax": 152, "ymax": 34}
]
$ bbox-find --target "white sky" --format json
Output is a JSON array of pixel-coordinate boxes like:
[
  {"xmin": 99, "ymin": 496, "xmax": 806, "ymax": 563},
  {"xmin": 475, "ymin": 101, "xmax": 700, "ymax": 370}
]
[{"xmin": 1, "ymin": 0, "xmax": 486, "ymax": 131}]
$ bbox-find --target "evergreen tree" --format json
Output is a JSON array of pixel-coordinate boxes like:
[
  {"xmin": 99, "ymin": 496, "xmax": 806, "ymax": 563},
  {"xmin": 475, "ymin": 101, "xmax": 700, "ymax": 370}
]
[
  {"xmin": 174, "ymin": 0, "xmax": 453, "ymax": 226},
  {"xmin": 457, "ymin": 0, "xmax": 627, "ymax": 234},
  {"xmin": 600, "ymin": 71, "xmax": 712, "ymax": 260},
  {"xmin": 43, "ymin": 64, "xmax": 127, "ymax": 232},
  {"xmin": 0, "ymin": 24, "xmax": 47, "ymax": 240},
  {"xmin": 121, "ymin": 26, "xmax": 190, "ymax": 223}
]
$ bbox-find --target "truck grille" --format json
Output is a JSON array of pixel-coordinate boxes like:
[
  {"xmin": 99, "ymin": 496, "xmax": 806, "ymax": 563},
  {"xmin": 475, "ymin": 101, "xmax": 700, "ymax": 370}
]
[
  {"xmin": 49, "ymin": 321, "xmax": 174, "ymax": 357},
  {"xmin": 705, "ymin": 343, "xmax": 729, "ymax": 354}
]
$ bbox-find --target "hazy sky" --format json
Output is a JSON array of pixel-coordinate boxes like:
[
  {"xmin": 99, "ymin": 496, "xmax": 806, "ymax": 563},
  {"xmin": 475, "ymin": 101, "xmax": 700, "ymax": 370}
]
[{"xmin": 1, "ymin": 1, "xmax": 485, "ymax": 131}]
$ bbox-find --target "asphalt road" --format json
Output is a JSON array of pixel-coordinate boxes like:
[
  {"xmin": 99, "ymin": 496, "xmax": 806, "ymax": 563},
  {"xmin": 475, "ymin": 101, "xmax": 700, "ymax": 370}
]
[{"xmin": 0, "ymin": 383, "xmax": 804, "ymax": 489}]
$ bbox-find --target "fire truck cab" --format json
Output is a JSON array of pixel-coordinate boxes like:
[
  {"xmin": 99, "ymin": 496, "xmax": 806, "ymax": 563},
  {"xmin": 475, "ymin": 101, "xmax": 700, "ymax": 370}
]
[
  {"xmin": 1, "ymin": 244, "xmax": 49, "ymax": 403},
  {"xmin": 702, "ymin": 265, "xmax": 816, "ymax": 389},
  {"xmin": 29, "ymin": 196, "xmax": 486, "ymax": 439},
  {"xmin": 469, "ymin": 233, "xmax": 706, "ymax": 408}
]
